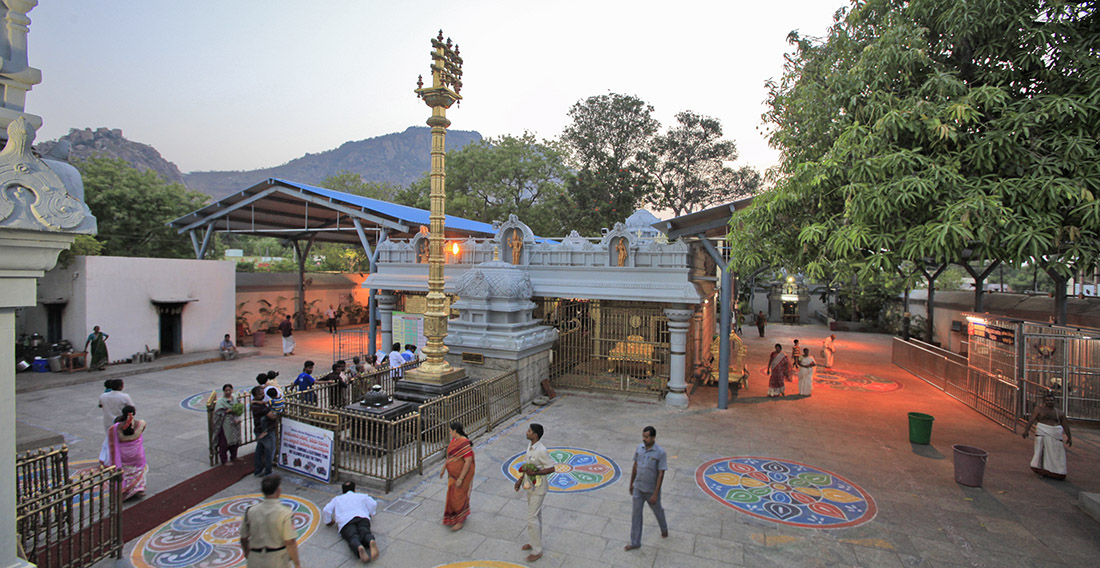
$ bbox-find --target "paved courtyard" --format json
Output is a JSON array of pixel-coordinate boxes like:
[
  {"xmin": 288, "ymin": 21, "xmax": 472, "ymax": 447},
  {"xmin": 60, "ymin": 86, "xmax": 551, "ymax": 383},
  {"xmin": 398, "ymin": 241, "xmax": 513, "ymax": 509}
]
[{"xmin": 16, "ymin": 325, "xmax": 1100, "ymax": 567}]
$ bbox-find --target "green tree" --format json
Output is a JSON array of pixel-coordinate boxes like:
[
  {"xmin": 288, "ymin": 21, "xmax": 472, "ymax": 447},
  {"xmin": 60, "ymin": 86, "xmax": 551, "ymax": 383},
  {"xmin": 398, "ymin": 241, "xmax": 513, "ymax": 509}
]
[
  {"xmin": 394, "ymin": 132, "xmax": 569, "ymax": 236},
  {"xmin": 731, "ymin": 0, "xmax": 1100, "ymax": 332},
  {"xmin": 319, "ymin": 170, "xmax": 398, "ymax": 200},
  {"xmin": 57, "ymin": 234, "xmax": 104, "ymax": 268},
  {"xmin": 77, "ymin": 157, "xmax": 208, "ymax": 258},
  {"xmin": 559, "ymin": 93, "xmax": 659, "ymax": 235},
  {"xmin": 639, "ymin": 111, "xmax": 761, "ymax": 217}
]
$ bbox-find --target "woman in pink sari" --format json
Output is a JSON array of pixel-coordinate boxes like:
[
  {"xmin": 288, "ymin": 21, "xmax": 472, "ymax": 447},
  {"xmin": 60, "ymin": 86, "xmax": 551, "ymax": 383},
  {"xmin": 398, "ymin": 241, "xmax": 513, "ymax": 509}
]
[
  {"xmin": 99, "ymin": 405, "xmax": 148, "ymax": 500},
  {"xmin": 766, "ymin": 343, "xmax": 790, "ymax": 397}
]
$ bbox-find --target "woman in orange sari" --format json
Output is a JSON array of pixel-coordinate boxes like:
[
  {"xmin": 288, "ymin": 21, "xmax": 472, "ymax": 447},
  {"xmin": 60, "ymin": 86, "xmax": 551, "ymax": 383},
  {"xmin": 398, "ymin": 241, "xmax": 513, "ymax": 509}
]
[{"xmin": 439, "ymin": 421, "xmax": 474, "ymax": 531}]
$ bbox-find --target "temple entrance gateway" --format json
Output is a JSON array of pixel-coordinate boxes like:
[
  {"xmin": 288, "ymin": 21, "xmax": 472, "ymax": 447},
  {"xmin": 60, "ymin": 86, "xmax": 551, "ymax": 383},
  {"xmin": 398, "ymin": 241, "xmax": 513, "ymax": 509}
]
[{"xmin": 538, "ymin": 299, "xmax": 671, "ymax": 393}]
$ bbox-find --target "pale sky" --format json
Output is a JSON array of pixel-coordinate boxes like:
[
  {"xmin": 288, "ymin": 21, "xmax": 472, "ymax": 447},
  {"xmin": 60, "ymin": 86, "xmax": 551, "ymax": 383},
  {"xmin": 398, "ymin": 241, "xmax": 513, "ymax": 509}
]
[{"xmin": 26, "ymin": 0, "xmax": 848, "ymax": 176}]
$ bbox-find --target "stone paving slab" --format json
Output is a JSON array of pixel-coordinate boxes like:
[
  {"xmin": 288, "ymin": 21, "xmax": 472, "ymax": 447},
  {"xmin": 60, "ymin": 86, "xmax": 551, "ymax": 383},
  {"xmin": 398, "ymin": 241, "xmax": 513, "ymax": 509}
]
[{"xmin": 17, "ymin": 325, "xmax": 1100, "ymax": 567}]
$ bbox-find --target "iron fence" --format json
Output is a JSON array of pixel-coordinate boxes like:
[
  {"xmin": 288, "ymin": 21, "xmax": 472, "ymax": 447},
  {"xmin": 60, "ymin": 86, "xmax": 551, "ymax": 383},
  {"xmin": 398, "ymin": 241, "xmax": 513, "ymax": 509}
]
[
  {"xmin": 275, "ymin": 369, "xmax": 520, "ymax": 492},
  {"xmin": 893, "ymin": 337, "xmax": 1021, "ymax": 431},
  {"xmin": 892, "ymin": 337, "xmax": 968, "ymax": 391},
  {"xmin": 16, "ymin": 447, "xmax": 123, "ymax": 568},
  {"xmin": 206, "ymin": 362, "xmax": 418, "ymax": 466},
  {"xmin": 333, "ymin": 326, "xmax": 379, "ymax": 364}
]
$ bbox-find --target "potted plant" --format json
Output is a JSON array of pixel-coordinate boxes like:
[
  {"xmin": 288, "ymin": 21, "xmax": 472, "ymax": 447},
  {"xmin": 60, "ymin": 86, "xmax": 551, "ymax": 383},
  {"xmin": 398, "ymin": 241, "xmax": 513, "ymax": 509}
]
[
  {"xmin": 344, "ymin": 301, "xmax": 366, "ymax": 326},
  {"xmin": 236, "ymin": 302, "xmax": 253, "ymax": 346}
]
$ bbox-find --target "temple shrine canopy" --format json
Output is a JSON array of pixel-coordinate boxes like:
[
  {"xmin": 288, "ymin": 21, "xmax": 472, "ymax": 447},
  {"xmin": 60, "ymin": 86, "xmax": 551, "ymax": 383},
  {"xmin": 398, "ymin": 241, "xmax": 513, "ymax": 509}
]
[{"xmin": 167, "ymin": 178, "xmax": 496, "ymax": 259}]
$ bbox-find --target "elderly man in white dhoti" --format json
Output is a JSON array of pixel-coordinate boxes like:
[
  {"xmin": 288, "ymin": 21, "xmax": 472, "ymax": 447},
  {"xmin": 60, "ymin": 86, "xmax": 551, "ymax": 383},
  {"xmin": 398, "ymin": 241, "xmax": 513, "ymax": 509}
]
[{"xmin": 1022, "ymin": 391, "xmax": 1073, "ymax": 480}]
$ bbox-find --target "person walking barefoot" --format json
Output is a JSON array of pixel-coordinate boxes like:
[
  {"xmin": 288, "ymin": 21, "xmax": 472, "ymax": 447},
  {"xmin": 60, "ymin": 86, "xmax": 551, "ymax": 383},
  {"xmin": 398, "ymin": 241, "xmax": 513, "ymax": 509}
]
[{"xmin": 440, "ymin": 421, "xmax": 474, "ymax": 531}]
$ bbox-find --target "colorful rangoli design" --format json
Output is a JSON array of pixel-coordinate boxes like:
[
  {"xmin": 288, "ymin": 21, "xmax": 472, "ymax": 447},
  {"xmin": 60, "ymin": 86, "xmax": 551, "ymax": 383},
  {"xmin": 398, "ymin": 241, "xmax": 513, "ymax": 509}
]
[
  {"xmin": 130, "ymin": 494, "xmax": 320, "ymax": 568},
  {"xmin": 502, "ymin": 447, "xmax": 620, "ymax": 493},
  {"xmin": 696, "ymin": 457, "xmax": 876, "ymax": 528},
  {"xmin": 814, "ymin": 369, "xmax": 900, "ymax": 392}
]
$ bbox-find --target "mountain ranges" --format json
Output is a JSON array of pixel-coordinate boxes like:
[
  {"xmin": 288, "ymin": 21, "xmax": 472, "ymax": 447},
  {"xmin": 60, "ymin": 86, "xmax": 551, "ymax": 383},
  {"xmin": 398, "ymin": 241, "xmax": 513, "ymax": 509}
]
[{"xmin": 35, "ymin": 126, "xmax": 483, "ymax": 200}]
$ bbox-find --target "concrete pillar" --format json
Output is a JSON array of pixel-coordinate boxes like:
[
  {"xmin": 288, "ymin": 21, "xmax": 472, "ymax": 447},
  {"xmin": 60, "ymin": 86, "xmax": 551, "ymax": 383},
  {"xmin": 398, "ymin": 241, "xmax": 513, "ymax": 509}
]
[
  {"xmin": 664, "ymin": 307, "xmax": 694, "ymax": 408},
  {"xmin": 377, "ymin": 291, "xmax": 397, "ymax": 354},
  {"xmin": 1, "ymin": 232, "xmax": 77, "ymax": 568},
  {"xmin": 1, "ymin": 299, "xmax": 29, "ymax": 568}
]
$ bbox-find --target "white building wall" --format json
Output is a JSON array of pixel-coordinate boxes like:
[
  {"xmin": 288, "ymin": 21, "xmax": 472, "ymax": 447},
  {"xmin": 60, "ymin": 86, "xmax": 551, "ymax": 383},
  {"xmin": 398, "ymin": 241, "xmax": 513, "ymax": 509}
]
[{"xmin": 24, "ymin": 256, "xmax": 234, "ymax": 358}]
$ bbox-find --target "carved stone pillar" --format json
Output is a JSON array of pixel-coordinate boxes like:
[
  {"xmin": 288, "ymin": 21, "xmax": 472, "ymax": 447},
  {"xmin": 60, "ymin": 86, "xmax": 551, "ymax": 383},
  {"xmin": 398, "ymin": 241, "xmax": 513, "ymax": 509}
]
[
  {"xmin": 0, "ymin": 0, "xmax": 43, "ymax": 132},
  {"xmin": 376, "ymin": 291, "xmax": 397, "ymax": 355},
  {"xmin": 664, "ymin": 307, "xmax": 694, "ymax": 408}
]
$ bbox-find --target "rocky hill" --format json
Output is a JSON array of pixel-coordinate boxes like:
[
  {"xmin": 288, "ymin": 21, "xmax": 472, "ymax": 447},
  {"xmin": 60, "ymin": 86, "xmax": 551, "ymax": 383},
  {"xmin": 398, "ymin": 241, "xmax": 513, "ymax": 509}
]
[
  {"xmin": 183, "ymin": 126, "xmax": 482, "ymax": 199},
  {"xmin": 35, "ymin": 127, "xmax": 186, "ymax": 185},
  {"xmin": 35, "ymin": 126, "xmax": 483, "ymax": 200}
]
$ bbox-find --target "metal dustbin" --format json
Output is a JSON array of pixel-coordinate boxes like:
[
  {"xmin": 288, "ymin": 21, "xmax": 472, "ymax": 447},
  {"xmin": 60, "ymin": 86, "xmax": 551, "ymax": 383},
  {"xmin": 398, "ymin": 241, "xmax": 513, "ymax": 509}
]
[
  {"xmin": 48, "ymin": 355, "xmax": 63, "ymax": 372},
  {"xmin": 952, "ymin": 444, "xmax": 989, "ymax": 487}
]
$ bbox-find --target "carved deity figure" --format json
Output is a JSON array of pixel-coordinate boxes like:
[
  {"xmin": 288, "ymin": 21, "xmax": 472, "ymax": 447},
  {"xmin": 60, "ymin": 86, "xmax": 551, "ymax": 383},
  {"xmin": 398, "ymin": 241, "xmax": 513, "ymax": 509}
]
[
  {"xmin": 616, "ymin": 238, "xmax": 628, "ymax": 267},
  {"xmin": 509, "ymin": 229, "xmax": 523, "ymax": 264}
]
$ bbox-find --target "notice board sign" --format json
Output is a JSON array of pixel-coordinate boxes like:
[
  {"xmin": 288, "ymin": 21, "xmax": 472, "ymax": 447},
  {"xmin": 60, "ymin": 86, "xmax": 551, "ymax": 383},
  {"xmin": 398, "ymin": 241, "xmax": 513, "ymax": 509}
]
[
  {"xmin": 968, "ymin": 321, "xmax": 1015, "ymax": 346},
  {"xmin": 278, "ymin": 418, "xmax": 334, "ymax": 483}
]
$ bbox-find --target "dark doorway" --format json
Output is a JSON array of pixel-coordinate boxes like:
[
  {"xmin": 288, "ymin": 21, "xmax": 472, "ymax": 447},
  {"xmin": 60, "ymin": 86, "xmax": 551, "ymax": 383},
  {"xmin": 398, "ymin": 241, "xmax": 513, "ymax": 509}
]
[
  {"xmin": 154, "ymin": 302, "xmax": 187, "ymax": 354},
  {"xmin": 44, "ymin": 302, "xmax": 65, "ymax": 344}
]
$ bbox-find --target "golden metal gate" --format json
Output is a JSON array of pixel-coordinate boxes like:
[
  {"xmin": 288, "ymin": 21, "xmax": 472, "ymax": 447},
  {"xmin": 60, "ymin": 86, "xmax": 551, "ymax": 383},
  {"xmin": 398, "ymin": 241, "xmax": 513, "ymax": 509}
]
[{"xmin": 537, "ymin": 298, "xmax": 670, "ymax": 393}]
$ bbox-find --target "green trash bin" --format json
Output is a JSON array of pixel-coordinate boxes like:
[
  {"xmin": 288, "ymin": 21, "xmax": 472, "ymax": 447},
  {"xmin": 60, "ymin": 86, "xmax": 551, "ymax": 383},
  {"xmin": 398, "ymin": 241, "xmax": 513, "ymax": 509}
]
[{"xmin": 908, "ymin": 412, "xmax": 934, "ymax": 444}]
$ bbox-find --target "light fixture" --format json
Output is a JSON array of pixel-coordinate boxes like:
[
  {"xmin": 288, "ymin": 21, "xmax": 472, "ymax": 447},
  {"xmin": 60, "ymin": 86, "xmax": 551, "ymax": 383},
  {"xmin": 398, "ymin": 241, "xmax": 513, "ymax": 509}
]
[{"xmin": 451, "ymin": 242, "xmax": 460, "ymax": 255}]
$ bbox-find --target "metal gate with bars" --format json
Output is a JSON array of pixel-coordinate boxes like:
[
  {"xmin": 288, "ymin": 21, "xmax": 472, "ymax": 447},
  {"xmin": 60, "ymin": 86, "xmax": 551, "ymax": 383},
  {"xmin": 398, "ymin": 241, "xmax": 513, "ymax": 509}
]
[
  {"xmin": 1021, "ymin": 322, "xmax": 1100, "ymax": 422},
  {"xmin": 16, "ymin": 446, "xmax": 123, "ymax": 567},
  {"xmin": 537, "ymin": 298, "xmax": 671, "ymax": 394}
]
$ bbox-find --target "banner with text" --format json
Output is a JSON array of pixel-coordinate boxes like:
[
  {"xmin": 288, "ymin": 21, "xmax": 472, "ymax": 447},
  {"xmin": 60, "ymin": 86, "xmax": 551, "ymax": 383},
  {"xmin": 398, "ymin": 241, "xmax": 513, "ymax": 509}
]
[{"xmin": 278, "ymin": 418, "xmax": 334, "ymax": 483}]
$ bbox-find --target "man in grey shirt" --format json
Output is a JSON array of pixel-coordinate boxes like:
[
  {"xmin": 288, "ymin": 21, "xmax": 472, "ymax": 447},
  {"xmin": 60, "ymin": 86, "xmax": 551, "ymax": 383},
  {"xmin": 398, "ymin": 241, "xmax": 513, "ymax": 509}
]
[{"xmin": 625, "ymin": 425, "xmax": 668, "ymax": 550}]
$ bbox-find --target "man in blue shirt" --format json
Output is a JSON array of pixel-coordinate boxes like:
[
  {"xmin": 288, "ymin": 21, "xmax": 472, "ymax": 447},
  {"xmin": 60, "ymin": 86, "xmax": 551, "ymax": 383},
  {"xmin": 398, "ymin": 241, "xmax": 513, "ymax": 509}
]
[
  {"xmin": 292, "ymin": 361, "xmax": 316, "ymax": 404},
  {"xmin": 625, "ymin": 425, "xmax": 668, "ymax": 551}
]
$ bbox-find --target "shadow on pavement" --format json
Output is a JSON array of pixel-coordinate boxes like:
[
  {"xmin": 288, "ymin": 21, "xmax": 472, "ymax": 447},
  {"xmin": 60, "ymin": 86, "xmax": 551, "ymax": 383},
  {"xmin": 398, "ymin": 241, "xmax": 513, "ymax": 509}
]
[{"xmin": 911, "ymin": 443, "xmax": 947, "ymax": 459}]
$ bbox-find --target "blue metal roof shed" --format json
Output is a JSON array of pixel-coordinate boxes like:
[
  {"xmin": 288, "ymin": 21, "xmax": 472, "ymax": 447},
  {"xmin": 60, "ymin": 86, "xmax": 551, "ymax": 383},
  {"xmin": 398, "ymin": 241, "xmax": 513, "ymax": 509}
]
[{"xmin": 167, "ymin": 178, "xmax": 497, "ymax": 345}]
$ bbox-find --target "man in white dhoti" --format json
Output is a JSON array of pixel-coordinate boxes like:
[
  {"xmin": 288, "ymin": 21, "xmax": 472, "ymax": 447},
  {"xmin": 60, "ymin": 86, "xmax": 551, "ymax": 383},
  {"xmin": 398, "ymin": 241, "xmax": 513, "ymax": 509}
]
[
  {"xmin": 1022, "ymin": 391, "xmax": 1072, "ymax": 480},
  {"xmin": 822, "ymin": 334, "xmax": 837, "ymax": 367},
  {"xmin": 278, "ymin": 315, "xmax": 294, "ymax": 356}
]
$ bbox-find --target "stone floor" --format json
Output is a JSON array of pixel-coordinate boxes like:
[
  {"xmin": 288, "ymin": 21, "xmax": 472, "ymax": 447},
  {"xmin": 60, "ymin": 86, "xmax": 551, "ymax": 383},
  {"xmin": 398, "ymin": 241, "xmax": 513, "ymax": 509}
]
[{"xmin": 16, "ymin": 325, "xmax": 1100, "ymax": 567}]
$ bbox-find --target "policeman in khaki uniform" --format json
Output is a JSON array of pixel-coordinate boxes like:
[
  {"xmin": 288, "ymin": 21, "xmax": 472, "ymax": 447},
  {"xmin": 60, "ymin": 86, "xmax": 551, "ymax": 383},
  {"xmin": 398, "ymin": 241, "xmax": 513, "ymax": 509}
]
[{"xmin": 240, "ymin": 475, "xmax": 303, "ymax": 568}]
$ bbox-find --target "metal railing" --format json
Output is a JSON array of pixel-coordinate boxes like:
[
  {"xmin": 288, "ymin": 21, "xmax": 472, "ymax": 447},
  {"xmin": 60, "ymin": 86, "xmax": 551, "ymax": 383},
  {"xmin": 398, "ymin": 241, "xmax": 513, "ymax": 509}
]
[
  {"xmin": 16, "ymin": 446, "xmax": 123, "ymax": 568},
  {"xmin": 892, "ymin": 337, "xmax": 1018, "ymax": 431},
  {"xmin": 332, "ymin": 326, "xmax": 378, "ymax": 364},
  {"xmin": 279, "ymin": 369, "xmax": 521, "ymax": 492},
  {"xmin": 206, "ymin": 362, "xmax": 417, "ymax": 466},
  {"xmin": 892, "ymin": 337, "xmax": 968, "ymax": 391}
]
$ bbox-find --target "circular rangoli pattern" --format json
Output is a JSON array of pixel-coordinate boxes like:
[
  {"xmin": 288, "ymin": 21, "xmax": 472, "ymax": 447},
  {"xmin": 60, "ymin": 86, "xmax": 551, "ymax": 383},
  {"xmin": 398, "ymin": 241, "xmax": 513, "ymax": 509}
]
[
  {"xmin": 696, "ymin": 457, "xmax": 876, "ymax": 528},
  {"xmin": 130, "ymin": 494, "xmax": 320, "ymax": 568},
  {"xmin": 502, "ymin": 447, "xmax": 620, "ymax": 493},
  {"xmin": 814, "ymin": 369, "xmax": 900, "ymax": 392}
]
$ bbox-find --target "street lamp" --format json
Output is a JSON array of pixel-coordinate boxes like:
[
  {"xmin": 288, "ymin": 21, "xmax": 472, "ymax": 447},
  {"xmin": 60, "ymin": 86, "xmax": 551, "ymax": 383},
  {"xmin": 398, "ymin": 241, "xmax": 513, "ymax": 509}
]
[{"xmin": 407, "ymin": 30, "xmax": 466, "ymax": 385}]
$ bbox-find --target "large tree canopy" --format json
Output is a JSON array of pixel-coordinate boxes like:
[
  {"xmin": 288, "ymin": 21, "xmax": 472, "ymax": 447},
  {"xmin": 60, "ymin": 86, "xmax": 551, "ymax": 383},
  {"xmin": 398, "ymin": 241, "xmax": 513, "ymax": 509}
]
[
  {"xmin": 78, "ymin": 157, "xmax": 209, "ymax": 258},
  {"xmin": 731, "ymin": 0, "xmax": 1100, "ymax": 325},
  {"xmin": 639, "ymin": 110, "xmax": 761, "ymax": 217},
  {"xmin": 394, "ymin": 132, "xmax": 569, "ymax": 236},
  {"xmin": 558, "ymin": 93, "xmax": 659, "ymax": 235}
]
